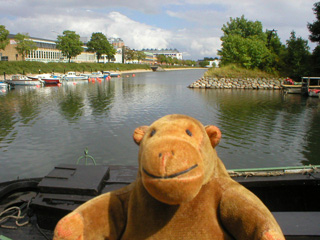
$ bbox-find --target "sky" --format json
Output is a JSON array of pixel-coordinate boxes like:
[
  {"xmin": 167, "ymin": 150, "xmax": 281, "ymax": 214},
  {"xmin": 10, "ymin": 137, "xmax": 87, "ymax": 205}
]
[{"xmin": 0, "ymin": 0, "xmax": 318, "ymax": 60}]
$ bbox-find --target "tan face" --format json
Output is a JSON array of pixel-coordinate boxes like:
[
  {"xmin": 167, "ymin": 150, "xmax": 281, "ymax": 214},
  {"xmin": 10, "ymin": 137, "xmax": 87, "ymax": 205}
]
[{"xmin": 133, "ymin": 115, "xmax": 221, "ymax": 205}]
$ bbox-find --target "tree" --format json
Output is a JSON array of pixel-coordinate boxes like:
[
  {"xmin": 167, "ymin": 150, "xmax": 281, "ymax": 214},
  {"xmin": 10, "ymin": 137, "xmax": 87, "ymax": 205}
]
[
  {"xmin": 221, "ymin": 15, "xmax": 265, "ymax": 41},
  {"xmin": 87, "ymin": 32, "xmax": 115, "ymax": 63},
  {"xmin": 199, "ymin": 60, "xmax": 209, "ymax": 68},
  {"xmin": 0, "ymin": 25, "xmax": 9, "ymax": 50},
  {"xmin": 156, "ymin": 54, "xmax": 166, "ymax": 64},
  {"xmin": 218, "ymin": 15, "xmax": 281, "ymax": 72},
  {"xmin": 136, "ymin": 51, "xmax": 146, "ymax": 63},
  {"xmin": 308, "ymin": 2, "xmax": 320, "ymax": 74},
  {"xmin": 14, "ymin": 33, "xmax": 37, "ymax": 61},
  {"xmin": 124, "ymin": 48, "xmax": 136, "ymax": 63},
  {"xmin": 308, "ymin": 2, "xmax": 320, "ymax": 44},
  {"xmin": 56, "ymin": 30, "xmax": 83, "ymax": 63},
  {"xmin": 284, "ymin": 31, "xmax": 310, "ymax": 79},
  {"xmin": 105, "ymin": 43, "xmax": 116, "ymax": 62}
]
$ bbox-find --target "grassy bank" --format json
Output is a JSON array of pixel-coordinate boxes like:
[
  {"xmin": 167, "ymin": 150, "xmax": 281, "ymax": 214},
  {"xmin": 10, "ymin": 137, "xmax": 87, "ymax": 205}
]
[
  {"xmin": 0, "ymin": 61, "xmax": 152, "ymax": 75},
  {"xmin": 205, "ymin": 64, "xmax": 281, "ymax": 79},
  {"xmin": 0, "ymin": 61, "xmax": 197, "ymax": 76}
]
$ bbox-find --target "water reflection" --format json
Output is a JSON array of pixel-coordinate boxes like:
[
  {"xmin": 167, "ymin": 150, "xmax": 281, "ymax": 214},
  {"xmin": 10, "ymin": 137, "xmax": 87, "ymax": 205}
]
[
  {"xmin": 0, "ymin": 86, "xmax": 41, "ymax": 144},
  {"xmin": 87, "ymin": 81, "xmax": 114, "ymax": 117},
  {"xmin": 301, "ymin": 97, "xmax": 320, "ymax": 165},
  {"xmin": 192, "ymin": 89, "xmax": 320, "ymax": 168},
  {"xmin": 59, "ymin": 90, "xmax": 84, "ymax": 122},
  {"xmin": 1, "ymin": 70, "xmax": 320, "ymax": 182}
]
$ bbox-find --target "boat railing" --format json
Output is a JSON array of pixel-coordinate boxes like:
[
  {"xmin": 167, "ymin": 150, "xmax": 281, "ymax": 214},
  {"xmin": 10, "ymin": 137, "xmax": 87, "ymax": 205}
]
[{"xmin": 227, "ymin": 165, "xmax": 320, "ymax": 177}]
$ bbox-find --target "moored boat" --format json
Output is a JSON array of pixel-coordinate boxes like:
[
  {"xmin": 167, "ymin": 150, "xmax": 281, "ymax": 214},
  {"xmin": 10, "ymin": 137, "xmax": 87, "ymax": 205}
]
[
  {"xmin": 61, "ymin": 72, "xmax": 88, "ymax": 81},
  {"xmin": 0, "ymin": 81, "xmax": 11, "ymax": 93},
  {"xmin": 281, "ymin": 78, "xmax": 302, "ymax": 94},
  {"xmin": 0, "ymin": 164, "xmax": 319, "ymax": 239},
  {"xmin": 28, "ymin": 74, "xmax": 61, "ymax": 85},
  {"xmin": 103, "ymin": 71, "xmax": 121, "ymax": 78},
  {"xmin": 90, "ymin": 71, "xmax": 104, "ymax": 78},
  {"xmin": 308, "ymin": 89, "xmax": 320, "ymax": 97},
  {"xmin": 5, "ymin": 75, "xmax": 44, "ymax": 86},
  {"xmin": 0, "ymin": 81, "xmax": 10, "ymax": 89}
]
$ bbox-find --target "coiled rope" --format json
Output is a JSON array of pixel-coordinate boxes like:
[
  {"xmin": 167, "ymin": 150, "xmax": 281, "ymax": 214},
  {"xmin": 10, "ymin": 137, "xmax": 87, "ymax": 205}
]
[{"xmin": 0, "ymin": 205, "xmax": 29, "ymax": 229}]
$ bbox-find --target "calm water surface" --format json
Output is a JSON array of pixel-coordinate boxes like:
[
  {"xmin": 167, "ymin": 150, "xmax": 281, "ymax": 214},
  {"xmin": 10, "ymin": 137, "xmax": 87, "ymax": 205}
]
[{"xmin": 1, "ymin": 69, "xmax": 320, "ymax": 181}]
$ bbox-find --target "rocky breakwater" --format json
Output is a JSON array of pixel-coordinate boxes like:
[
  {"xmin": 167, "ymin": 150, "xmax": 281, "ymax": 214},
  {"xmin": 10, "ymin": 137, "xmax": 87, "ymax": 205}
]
[{"xmin": 188, "ymin": 77, "xmax": 284, "ymax": 90}]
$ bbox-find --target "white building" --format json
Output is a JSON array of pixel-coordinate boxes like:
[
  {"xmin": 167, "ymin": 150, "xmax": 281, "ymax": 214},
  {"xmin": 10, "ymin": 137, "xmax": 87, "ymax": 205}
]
[{"xmin": 141, "ymin": 48, "xmax": 183, "ymax": 60}]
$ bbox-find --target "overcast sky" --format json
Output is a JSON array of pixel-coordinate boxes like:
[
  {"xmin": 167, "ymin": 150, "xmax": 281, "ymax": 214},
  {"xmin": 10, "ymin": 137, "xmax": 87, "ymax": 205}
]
[{"xmin": 0, "ymin": 0, "xmax": 318, "ymax": 60}]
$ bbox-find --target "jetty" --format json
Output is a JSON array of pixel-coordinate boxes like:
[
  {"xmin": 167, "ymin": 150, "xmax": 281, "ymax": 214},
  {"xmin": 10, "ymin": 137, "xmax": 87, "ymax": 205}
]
[{"xmin": 188, "ymin": 77, "xmax": 284, "ymax": 90}]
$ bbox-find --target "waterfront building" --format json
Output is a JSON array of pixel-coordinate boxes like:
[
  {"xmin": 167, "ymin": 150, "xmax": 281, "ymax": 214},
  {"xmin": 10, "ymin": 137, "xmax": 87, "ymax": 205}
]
[
  {"xmin": 0, "ymin": 34, "xmax": 181, "ymax": 64},
  {"xmin": 108, "ymin": 37, "xmax": 125, "ymax": 48},
  {"xmin": 207, "ymin": 59, "xmax": 220, "ymax": 68},
  {"xmin": 0, "ymin": 34, "xmax": 97, "ymax": 63},
  {"xmin": 141, "ymin": 51, "xmax": 157, "ymax": 64},
  {"xmin": 141, "ymin": 48, "xmax": 183, "ymax": 60}
]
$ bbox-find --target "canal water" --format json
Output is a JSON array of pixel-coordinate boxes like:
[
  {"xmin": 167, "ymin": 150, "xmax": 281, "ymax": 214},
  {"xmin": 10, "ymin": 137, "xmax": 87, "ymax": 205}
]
[{"xmin": 1, "ymin": 69, "xmax": 320, "ymax": 182}]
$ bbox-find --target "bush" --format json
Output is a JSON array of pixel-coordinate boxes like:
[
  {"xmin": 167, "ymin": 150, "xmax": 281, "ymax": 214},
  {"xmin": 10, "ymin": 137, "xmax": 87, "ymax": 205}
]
[
  {"xmin": 0, "ymin": 61, "xmax": 152, "ymax": 75},
  {"xmin": 205, "ymin": 64, "xmax": 281, "ymax": 79}
]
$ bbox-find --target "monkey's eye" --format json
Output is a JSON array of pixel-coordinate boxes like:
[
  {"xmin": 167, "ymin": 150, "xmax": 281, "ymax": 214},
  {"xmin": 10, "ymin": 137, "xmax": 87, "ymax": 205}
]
[
  {"xmin": 186, "ymin": 129, "xmax": 192, "ymax": 136},
  {"xmin": 150, "ymin": 129, "xmax": 156, "ymax": 137}
]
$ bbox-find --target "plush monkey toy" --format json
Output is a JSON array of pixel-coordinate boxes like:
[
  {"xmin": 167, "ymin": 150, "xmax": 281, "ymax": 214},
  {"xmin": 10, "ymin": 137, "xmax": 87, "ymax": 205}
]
[{"xmin": 54, "ymin": 114, "xmax": 284, "ymax": 240}]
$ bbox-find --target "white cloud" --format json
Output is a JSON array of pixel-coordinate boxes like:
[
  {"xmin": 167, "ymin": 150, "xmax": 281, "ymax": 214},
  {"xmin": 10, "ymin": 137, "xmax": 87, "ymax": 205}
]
[
  {"xmin": 0, "ymin": 0, "xmax": 317, "ymax": 59},
  {"xmin": 106, "ymin": 12, "xmax": 171, "ymax": 49}
]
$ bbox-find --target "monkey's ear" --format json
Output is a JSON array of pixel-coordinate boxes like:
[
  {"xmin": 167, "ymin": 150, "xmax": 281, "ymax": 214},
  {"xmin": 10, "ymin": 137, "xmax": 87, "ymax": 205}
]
[
  {"xmin": 133, "ymin": 126, "xmax": 149, "ymax": 145},
  {"xmin": 205, "ymin": 125, "xmax": 221, "ymax": 148}
]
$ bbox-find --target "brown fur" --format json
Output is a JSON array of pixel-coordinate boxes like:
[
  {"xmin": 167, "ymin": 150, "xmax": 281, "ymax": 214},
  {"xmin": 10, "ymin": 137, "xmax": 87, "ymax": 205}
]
[{"xmin": 53, "ymin": 114, "xmax": 284, "ymax": 240}]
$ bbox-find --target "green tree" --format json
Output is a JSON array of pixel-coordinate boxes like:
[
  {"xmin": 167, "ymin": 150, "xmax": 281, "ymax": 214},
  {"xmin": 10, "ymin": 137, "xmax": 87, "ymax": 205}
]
[
  {"xmin": 308, "ymin": 2, "xmax": 320, "ymax": 74},
  {"xmin": 308, "ymin": 2, "xmax": 320, "ymax": 43},
  {"xmin": 87, "ymin": 32, "xmax": 115, "ymax": 63},
  {"xmin": 218, "ymin": 15, "xmax": 280, "ymax": 72},
  {"xmin": 221, "ymin": 15, "xmax": 265, "ymax": 40},
  {"xmin": 14, "ymin": 33, "xmax": 37, "ymax": 61},
  {"xmin": 156, "ymin": 54, "xmax": 166, "ymax": 64},
  {"xmin": 136, "ymin": 51, "xmax": 146, "ymax": 63},
  {"xmin": 0, "ymin": 25, "xmax": 9, "ymax": 50},
  {"xmin": 56, "ymin": 30, "xmax": 83, "ymax": 63},
  {"xmin": 284, "ymin": 31, "xmax": 310, "ymax": 79},
  {"xmin": 105, "ymin": 43, "xmax": 116, "ymax": 62},
  {"xmin": 199, "ymin": 60, "xmax": 209, "ymax": 68},
  {"xmin": 124, "ymin": 48, "xmax": 136, "ymax": 62}
]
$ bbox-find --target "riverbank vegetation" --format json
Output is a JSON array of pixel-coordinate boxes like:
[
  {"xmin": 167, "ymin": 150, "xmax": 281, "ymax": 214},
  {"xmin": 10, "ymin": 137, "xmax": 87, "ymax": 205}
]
[
  {"xmin": 0, "ymin": 61, "xmax": 196, "ymax": 75},
  {"xmin": 216, "ymin": 2, "xmax": 320, "ymax": 80},
  {"xmin": 0, "ymin": 61, "xmax": 151, "ymax": 75},
  {"xmin": 205, "ymin": 64, "xmax": 278, "ymax": 79}
]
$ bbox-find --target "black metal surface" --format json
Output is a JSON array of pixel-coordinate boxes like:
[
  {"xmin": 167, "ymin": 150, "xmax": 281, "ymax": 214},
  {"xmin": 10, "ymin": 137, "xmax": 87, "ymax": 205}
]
[
  {"xmin": 273, "ymin": 212, "xmax": 320, "ymax": 237},
  {"xmin": 31, "ymin": 164, "xmax": 110, "ymax": 230},
  {"xmin": 37, "ymin": 164, "xmax": 110, "ymax": 196},
  {"xmin": 1, "ymin": 166, "xmax": 320, "ymax": 239}
]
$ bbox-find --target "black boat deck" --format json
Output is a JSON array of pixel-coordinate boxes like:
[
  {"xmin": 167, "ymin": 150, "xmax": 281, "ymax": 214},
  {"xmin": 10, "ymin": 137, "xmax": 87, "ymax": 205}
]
[{"xmin": 1, "ymin": 165, "xmax": 320, "ymax": 240}]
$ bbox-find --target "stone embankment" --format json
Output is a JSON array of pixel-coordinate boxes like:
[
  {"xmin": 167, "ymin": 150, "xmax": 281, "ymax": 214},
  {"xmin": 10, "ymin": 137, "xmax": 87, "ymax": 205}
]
[{"xmin": 188, "ymin": 77, "xmax": 285, "ymax": 90}]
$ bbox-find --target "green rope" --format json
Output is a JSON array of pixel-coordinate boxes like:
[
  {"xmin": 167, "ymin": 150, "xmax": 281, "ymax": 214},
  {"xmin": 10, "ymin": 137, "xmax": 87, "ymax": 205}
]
[{"xmin": 76, "ymin": 147, "xmax": 96, "ymax": 165}]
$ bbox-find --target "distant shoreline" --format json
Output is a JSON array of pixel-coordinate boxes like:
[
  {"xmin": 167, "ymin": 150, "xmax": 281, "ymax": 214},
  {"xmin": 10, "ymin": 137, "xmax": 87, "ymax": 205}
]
[
  {"xmin": 0, "ymin": 67, "xmax": 206, "ymax": 80},
  {"xmin": 119, "ymin": 67, "xmax": 205, "ymax": 74}
]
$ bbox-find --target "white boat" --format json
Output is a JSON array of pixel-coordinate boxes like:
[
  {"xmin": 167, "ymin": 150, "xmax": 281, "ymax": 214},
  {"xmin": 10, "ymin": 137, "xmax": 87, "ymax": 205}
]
[
  {"xmin": 90, "ymin": 71, "xmax": 104, "ymax": 78},
  {"xmin": 62, "ymin": 72, "xmax": 88, "ymax": 81},
  {"xmin": 0, "ymin": 81, "xmax": 10, "ymax": 93},
  {"xmin": 0, "ymin": 81, "xmax": 9, "ymax": 89},
  {"xmin": 5, "ymin": 75, "xmax": 44, "ymax": 86},
  {"xmin": 28, "ymin": 74, "xmax": 61, "ymax": 85},
  {"xmin": 103, "ymin": 71, "xmax": 121, "ymax": 78}
]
